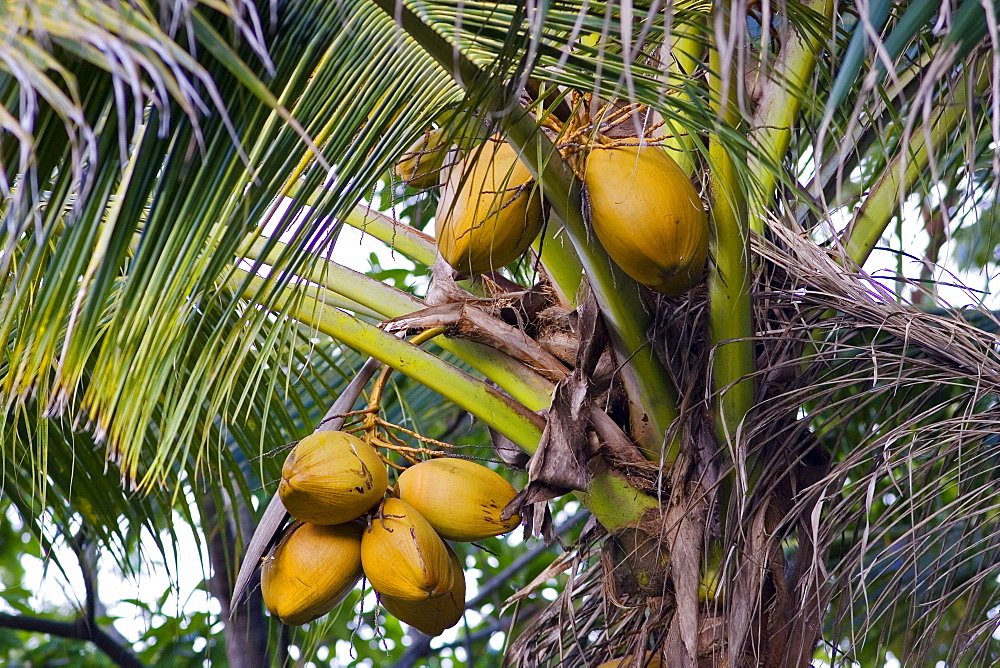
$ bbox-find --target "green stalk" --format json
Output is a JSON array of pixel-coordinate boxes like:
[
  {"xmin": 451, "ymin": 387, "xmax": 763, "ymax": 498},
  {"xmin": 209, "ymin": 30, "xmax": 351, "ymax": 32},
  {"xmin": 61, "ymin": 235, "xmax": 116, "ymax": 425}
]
[
  {"xmin": 340, "ymin": 206, "xmax": 436, "ymax": 267},
  {"xmin": 708, "ymin": 26, "xmax": 755, "ymax": 463},
  {"xmin": 238, "ymin": 236, "xmax": 555, "ymax": 410},
  {"xmin": 661, "ymin": 15, "xmax": 706, "ymax": 176},
  {"xmin": 504, "ymin": 115, "xmax": 679, "ymax": 460},
  {"xmin": 231, "ymin": 268, "xmax": 383, "ymax": 319},
  {"xmin": 294, "ymin": 196, "xmax": 437, "ymax": 268},
  {"xmin": 841, "ymin": 43, "xmax": 988, "ymax": 268},
  {"xmin": 748, "ymin": 0, "xmax": 834, "ymax": 232},
  {"xmin": 843, "ymin": 102, "xmax": 968, "ymax": 267},
  {"xmin": 801, "ymin": 49, "xmax": 976, "ymax": 379},
  {"xmin": 581, "ymin": 470, "xmax": 660, "ymax": 532},
  {"xmin": 533, "ymin": 213, "xmax": 584, "ymax": 308},
  {"xmin": 795, "ymin": 95, "xmax": 965, "ymax": 420},
  {"xmin": 245, "ymin": 273, "xmax": 546, "ymax": 449},
  {"xmin": 370, "ymin": 0, "xmax": 681, "ymax": 461}
]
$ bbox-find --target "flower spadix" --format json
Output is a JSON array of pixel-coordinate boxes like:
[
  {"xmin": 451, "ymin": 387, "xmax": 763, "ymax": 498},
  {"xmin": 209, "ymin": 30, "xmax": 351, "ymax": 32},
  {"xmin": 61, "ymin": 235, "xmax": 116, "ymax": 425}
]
[
  {"xmin": 279, "ymin": 431, "xmax": 388, "ymax": 525},
  {"xmin": 361, "ymin": 497, "xmax": 455, "ymax": 601},
  {"xmin": 435, "ymin": 135, "xmax": 543, "ymax": 275},
  {"xmin": 379, "ymin": 543, "xmax": 466, "ymax": 636},
  {"xmin": 396, "ymin": 457, "xmax": 520, "ymax": 542},
  {"xmin": 584, "ymin": 143, "xmax": 708, "ymax": 295},
  {"xmin": 261, "ymin": 521, "xmax": 364, "ymax": 626}
]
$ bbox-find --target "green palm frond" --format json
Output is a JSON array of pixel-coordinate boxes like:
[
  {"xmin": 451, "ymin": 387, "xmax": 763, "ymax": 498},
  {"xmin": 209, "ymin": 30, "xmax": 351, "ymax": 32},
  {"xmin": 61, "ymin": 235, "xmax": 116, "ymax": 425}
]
[
  {"xmin": 2, "ymin": 299, "xmax": 368, "ymax": 583},
  {"xmin": 0, "ymin": 0, "xmax": 463, "ymax": 489}
]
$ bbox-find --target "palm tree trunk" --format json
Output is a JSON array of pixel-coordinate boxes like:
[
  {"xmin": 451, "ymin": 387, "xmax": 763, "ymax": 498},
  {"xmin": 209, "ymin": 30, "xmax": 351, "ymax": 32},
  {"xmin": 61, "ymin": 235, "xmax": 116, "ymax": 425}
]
[{"xmin": 203, "ymin": 490, "xmax": 269, "ymax": 667}]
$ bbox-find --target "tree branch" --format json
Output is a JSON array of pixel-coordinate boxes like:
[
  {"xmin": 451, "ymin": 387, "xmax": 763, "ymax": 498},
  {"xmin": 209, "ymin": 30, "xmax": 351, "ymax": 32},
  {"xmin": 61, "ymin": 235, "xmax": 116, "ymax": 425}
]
[
  {"xmin": 468, "ymin": 508, "xmax": 588, "ymax": 609},
  {"xmin": 0, "ymin": 612, "xmax": 144, "ymax": 668},
  {"xmin": 68, "ymin": 525, "xmax": 133, "ymax": 657},
  {"xmin": 203, "ymin": 487, "xmax": 269, "ymax": 668}
]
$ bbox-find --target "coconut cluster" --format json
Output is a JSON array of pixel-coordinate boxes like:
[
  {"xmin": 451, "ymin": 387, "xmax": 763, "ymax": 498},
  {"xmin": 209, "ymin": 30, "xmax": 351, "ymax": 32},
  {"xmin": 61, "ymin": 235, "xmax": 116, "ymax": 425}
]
[
  {"xmin": 400, "ymin": 123, "xmax": 708, "ymax": 295},
  {"xmin": 261, "ymin": 431, "xmax": 520, "ymax": 635}
]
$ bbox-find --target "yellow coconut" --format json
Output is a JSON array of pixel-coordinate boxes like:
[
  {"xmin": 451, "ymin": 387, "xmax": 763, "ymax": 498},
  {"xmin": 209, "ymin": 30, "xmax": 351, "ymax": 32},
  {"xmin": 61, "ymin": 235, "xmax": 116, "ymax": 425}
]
[
  {"xmin": 279, "ymin": 431, "xmax": 388, "ymax": 525},
  {"xmin": 261, "ymin": 521, "xmax": 364, "ymax": 626},
  {"xmin": 584, "ymin": 143, "xmax": 708, "ymax": 296},
  {"xmin": 435, "ymin": 135, "xmax": 543, "ymax": 275},
  {"xmin": 393, "ymin": 128, "xmax": 449, "ymax": 189},
  {"xmin": 396, "ymin": 457, "xmax": 520, "ymax": 542},
  {"xmin": 379, "ymin": 543, "xmax": 466, "ymax": 636},
  {"xmin": 361, "ymin": 498, "xmax": 455, "ymax": 601}
]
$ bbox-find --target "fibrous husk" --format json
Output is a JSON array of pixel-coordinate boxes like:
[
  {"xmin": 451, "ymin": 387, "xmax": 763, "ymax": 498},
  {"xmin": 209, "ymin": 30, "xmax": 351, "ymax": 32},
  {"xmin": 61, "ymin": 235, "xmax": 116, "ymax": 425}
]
[
  {"xmin": 435, "ymin": 135, "xmax": 543, "ymax": 275},
  {"xmin": 278, "ymin": 431, "xmax": 388, "ymax": 525},
  {"xmin": 379, "ymin": 543, "xmax": 466, "ymax": 636},
  {"xmin": 393, "ymin": 127, "xmax": 449, "ymax": 189},
  {"xmin": 261, "ymin": 521, "xmax": 364, "ymax": 626},
  {"xmin": 396, "ymin": 457, "xmax": 521, "ymax": 542},
  {"xmin": 584, "ymin": 143, "xmax": 708, "ymax": 295},
  {"xmin": 361, "ymin": 497, "xmax": 455, "ymax": 600}
]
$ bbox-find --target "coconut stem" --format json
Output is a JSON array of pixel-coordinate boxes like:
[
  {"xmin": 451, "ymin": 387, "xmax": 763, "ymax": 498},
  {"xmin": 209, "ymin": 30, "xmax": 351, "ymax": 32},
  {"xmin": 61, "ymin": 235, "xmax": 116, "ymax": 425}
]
[
  {"xmin": 369, "ymin": 0, "xmax": 666, "ymax": 531},
  {"xmin": 708, "ymin": 10, "xmax": 756, "ymax": 518},
  {"xmin": 370, "ymin": 0, "xmax": 681, "ymax": 463},
  {"xmin": 659, "ymin": 15, "xmax": 706, "ymax": 176},
  {"xmin": 842, "ymin": 72, "xmax": 978, "ymax": 267},
  {"xmin": 747, "ymin": 0, "xmax": 835, "ymax": 232}
]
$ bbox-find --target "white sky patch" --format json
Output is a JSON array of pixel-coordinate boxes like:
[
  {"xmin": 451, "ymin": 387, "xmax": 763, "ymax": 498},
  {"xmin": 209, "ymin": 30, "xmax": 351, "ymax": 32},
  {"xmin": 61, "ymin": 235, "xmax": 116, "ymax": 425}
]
[{"xmin": 13, "ymin": 509, "xmax": 212, "ymax": 647}]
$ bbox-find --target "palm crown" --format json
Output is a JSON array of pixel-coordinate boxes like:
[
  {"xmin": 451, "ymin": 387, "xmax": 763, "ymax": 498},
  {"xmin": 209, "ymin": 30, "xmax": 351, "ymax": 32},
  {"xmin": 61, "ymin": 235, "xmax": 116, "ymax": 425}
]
[{"xmin": 1, "ymin": 0, "xmax": 999, "ymax": 665}]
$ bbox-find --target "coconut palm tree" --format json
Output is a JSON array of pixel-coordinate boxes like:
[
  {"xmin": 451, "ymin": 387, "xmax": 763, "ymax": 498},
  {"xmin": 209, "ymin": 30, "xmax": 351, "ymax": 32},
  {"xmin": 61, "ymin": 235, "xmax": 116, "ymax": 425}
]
[{"xmin": 2, "ymin": 0, "xmax": 1000, "ymax": 665}]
